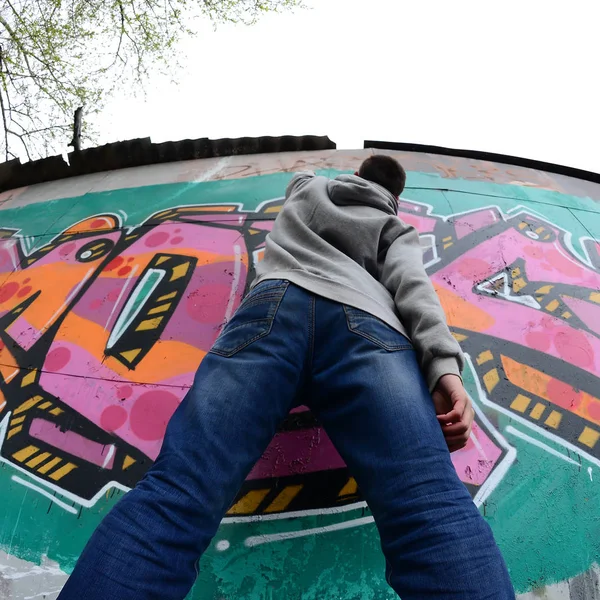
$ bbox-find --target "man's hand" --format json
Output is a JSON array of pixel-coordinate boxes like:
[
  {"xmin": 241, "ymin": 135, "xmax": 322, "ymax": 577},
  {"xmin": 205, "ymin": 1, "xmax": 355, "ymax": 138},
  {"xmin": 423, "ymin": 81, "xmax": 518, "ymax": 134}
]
[{"xmin": 432, "ymin": 374, "xmax": 474, "ymax": 452}]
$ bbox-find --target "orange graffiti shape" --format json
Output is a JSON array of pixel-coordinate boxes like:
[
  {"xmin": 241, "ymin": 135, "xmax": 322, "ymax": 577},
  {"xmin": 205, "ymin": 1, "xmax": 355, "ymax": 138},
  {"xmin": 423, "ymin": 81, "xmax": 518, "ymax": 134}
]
[
  {"xmin": 433, "ymin": 284, "xmax": 495, "ymax": 332},
  {"xmin": 502, "ymin": 355, "xmax": 600, "ymax": 427}
]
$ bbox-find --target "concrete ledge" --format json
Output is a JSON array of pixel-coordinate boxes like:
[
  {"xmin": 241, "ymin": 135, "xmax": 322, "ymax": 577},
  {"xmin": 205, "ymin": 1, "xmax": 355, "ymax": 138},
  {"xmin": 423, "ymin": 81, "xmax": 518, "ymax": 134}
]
[{"xmin": 364, "ymin": 140, "xmax": 600, "ymax": 185}]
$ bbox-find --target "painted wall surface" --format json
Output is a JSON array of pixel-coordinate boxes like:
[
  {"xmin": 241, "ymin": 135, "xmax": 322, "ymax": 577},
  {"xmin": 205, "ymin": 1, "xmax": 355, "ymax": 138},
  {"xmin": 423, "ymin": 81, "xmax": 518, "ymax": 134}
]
[{"xmin": 0, "ymin": 149, "xmax": 600, "ymax": 599}]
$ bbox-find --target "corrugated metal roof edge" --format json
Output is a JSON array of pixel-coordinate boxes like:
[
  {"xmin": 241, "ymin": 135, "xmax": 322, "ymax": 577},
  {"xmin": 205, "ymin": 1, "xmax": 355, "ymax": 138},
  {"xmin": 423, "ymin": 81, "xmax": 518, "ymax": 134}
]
[
  {"xmin": 0, "ymin": 135, "xmax": 336, "ymax": 193},
  {"xmin": 364, "ymin": 140, "xmax": 600, "ymax": 185}
]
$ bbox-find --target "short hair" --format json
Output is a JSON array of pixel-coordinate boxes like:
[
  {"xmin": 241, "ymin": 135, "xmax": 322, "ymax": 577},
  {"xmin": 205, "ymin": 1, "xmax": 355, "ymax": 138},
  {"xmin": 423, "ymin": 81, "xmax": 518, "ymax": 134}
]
[{"xmin": 358, "ymin": 155, "xmax": 406, "ymax": 197}]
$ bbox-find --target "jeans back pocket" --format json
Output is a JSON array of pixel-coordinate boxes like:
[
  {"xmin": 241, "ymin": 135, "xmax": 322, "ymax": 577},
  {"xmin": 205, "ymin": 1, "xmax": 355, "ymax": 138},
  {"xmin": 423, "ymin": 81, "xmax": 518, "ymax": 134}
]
[
  {"xmin": 344, "ymin": 305, "xmax": 413, "ymax": 351},
  {"xmin": 210, "ymin": 280, "xmax": 289, "ymax": 357}
]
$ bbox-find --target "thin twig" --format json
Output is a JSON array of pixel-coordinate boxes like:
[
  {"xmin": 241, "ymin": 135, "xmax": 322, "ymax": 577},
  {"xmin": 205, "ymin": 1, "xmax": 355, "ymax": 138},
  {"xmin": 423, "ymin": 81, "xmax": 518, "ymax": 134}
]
[
  {"xmin": 6, "ymin": 127, "xmax": 32, "ymax": 161},
  {"xmin": 4, "ymin": 0, "xmax": 79, "ymax": 103},
  {"xmin": 0, "ymin": 86, "xmax": 10, "ymax": 161}
]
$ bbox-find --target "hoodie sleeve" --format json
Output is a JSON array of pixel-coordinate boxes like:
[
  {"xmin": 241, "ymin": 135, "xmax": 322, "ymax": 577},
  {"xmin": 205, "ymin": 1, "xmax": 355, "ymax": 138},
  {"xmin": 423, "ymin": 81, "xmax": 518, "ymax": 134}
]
[
  {"xmin": 285, "ymin": 171, "xmax": 315, "ymax": 199},
  {"xmin": 379, "ymin": 219, "xmax": 464, "ymax": 392}
]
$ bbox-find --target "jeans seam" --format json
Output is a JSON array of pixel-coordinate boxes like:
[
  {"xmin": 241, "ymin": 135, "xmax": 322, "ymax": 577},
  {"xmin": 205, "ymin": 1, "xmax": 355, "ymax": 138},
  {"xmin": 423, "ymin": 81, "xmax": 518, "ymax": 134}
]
[
  {"xmin": 308, "ymin": 294, "xmax": 315, "ymax": 368},
  {"xmin": 210, "ymin": 328, "xmax": 271, "ymax": 357},
  {"xmin": 238, "ymin": 280, "xmax": 288, "ymax": 310},
  {"xmin": 342, "ymin": 305, "xmax": 412, "ymax": 352},
  {"xmin": 351, "ymin": 329, "xmax": 412, "ymax": 351},
  {"xmin": 253, "ymin": 280, "xmax": 289, "ymax": 292},
  {"xmin": 241, "ymin": 297, "xmax": 282, "ymax": 314},
  {"xmin": 385, "ymin": 561, "xmax": 393, "ymax": 586},
  {"xmin": 213, "ymin": 318, "xmax": 271, "ymax": 337},
  {"xmin": 239, "ymin": 291, "xmax": 287, "ymax": 310}
]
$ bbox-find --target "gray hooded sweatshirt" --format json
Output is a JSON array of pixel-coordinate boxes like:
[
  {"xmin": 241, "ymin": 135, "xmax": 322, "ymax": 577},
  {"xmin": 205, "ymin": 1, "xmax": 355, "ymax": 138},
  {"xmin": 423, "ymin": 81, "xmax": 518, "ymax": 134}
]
[{"xmin": 253, "ymin": 172, "xmax": 464, "ymax": 391}]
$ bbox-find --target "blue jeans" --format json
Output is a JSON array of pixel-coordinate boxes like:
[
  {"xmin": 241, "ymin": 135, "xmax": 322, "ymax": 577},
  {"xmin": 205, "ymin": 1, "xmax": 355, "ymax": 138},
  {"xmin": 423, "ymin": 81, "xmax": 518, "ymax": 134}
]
[{"xmin": 59, "ymin": 281, "xmax": 514, "ymax": 600}]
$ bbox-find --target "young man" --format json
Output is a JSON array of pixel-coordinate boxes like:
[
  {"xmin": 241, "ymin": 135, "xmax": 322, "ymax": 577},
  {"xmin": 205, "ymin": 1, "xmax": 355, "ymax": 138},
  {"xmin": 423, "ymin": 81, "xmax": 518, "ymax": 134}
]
[{"xmin": 59, "ymin": 155, "xmax": 515, "ymax": 599}]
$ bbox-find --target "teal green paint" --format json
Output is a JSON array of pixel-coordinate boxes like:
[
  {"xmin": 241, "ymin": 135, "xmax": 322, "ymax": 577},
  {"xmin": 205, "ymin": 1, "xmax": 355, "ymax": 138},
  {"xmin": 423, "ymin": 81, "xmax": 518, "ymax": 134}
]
[
  {"xmin": 193, "ymin": 517, "xmax": 393, "ymax": 600},
  {"xmin": 488, "ymin": 437, "xmax": 599, "ymax": 593},
  {"xmin": 0, "ymin": 169, "xmax": 598, "ymax": 242},
  {"xmin": 1, "ymin": 168, "xmax": 599, "ymax": 598},
  {"xmin": 0, "ymin": 470, "xmax": 119, "ymax": 566},
  {"xmin": 569, "ymin": 208, "xmax": 600, "ymax": 240},
  {"xmin": 405, "ymin": 171, "xmax": 600, "ymax": 214},
  {"xmin": 460, "ymin": 367, "xmax": 600, "ymax": 593}
]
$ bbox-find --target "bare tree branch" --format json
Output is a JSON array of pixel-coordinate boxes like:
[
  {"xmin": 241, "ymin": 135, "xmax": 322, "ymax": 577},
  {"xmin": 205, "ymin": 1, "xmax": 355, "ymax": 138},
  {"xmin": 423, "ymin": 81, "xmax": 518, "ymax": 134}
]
[
  {"xmin": 68, "ymin": 106, "xmax": 82, "ymax": 151},
  {"xmin": 7, "ymin": 127, "xmax": 32, "ymax": 161},
  {"xmin": 0, "ymin": 87, "xmax": 10, "ymax": 161}
]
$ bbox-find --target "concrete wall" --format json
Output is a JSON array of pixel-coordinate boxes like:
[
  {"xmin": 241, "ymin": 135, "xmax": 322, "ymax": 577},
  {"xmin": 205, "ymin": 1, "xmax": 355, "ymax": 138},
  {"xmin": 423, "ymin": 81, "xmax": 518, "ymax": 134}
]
[{"xmin": 0, "ymin": 149, "xmax": 599, "ymax": 599}]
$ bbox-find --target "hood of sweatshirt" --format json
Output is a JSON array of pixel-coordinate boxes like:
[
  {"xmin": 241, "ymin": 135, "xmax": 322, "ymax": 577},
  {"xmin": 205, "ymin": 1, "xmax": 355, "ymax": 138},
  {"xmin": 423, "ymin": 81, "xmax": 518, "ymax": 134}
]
[{"xmin": 326, "ymin": 174, "xmax": 398, "ymax": 215}]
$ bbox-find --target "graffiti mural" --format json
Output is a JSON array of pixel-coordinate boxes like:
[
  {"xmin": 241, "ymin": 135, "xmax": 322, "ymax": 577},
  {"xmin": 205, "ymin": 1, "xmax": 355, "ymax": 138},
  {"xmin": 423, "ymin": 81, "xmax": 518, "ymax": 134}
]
[
  {"xmin": 0, "ymin": 197, "xmax": 510, "ymax": 517},
  {"xmin": 398, "ymin": 200, "xmax": 600, "ymax": 463},
  {"xmin": 1, "ymin": 151, "xmax": 599, "ymax": 600},
  {"xmin": 0, "ymin": 203, "xmax": 273, "ymax": 502}
]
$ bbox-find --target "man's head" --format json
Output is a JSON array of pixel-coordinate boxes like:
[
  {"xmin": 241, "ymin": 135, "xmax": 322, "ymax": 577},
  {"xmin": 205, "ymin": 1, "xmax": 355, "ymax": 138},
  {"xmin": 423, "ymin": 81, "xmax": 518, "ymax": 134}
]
[{"xmin": 356, "ymin": 155, "xmax": 406, "ymax": 197}]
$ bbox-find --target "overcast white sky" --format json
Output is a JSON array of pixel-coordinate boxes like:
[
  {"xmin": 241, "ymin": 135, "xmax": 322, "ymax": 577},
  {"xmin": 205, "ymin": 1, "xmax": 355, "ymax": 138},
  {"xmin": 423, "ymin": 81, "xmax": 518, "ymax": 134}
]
[{"xmin": 94, "ymin": 0, "xmax": 600, "ymax": 173}]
